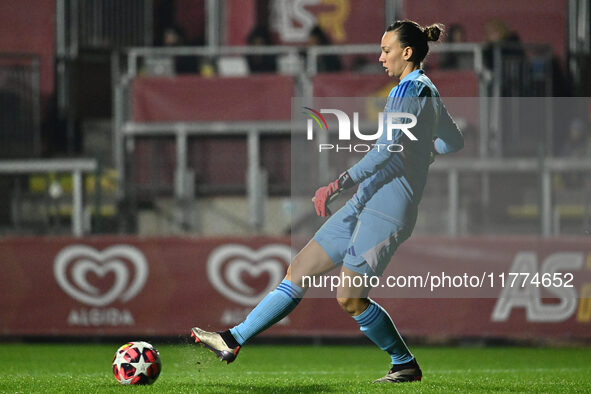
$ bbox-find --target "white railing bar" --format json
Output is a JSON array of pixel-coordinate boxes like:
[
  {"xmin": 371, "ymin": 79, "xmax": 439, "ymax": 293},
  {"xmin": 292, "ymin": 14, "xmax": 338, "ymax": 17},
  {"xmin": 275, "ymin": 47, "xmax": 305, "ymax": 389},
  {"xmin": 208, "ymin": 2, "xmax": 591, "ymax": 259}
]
[
  {"xmin": 124, "ymin": 43, "xmax": 552, "ymax": 61},
  {"xmin": 122, "ymin": 121, "xmax": 294, "ymax": 135},
  {"xmin": 0, "ymin": 159, "xmax": 97, "ymax": 173},
  {"xmin": 430, "ymin": 158, "xmax": 538, "ymax": 172},
  {"xmin": 431, "ymin": 158, "xmax": 591, "ymax": 172},
  {"xmin": 122, "ymin": 120, "xmax": 397, "ymax": 136},
  {"xmin": 127, "ymin": 45, "xmax": 301, "ymax": 57}
]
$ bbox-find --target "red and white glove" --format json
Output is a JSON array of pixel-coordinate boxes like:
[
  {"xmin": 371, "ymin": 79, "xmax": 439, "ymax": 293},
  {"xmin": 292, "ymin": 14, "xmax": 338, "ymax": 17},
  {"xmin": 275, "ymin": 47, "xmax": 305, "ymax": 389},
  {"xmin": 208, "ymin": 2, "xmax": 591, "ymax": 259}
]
[
  {"xmin": 313, "ymin": 172, "xmax": 354, "ymax": 218},
  {"xmin": 314, "ymin": 179, "xmax": 340, "ymax": 217}
]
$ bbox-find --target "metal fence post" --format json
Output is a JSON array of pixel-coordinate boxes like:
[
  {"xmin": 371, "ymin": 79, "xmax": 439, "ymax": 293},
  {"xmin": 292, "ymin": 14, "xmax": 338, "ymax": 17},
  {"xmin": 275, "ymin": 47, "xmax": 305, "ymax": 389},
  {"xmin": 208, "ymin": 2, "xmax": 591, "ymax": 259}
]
[
  {"xmin": 175, "ymin": 127, "xmax": 188, "ymax": 200},
  {"xmin": 247, "ymin": 129, "xmax": 264, "ymax": 231},
  {"xmin": 542, "ymin": 165, "xmax": 552, "ymax": 236},
  {"xmin": 72, "ymin": 169, "xmax": 83, "ymax": 237},
  {"xmin": 448, "ymin": 169, "xmax": 459, "ymax": 236},
  {"xmin": 112, "ymin": 52, "xmax": 123, "ymax": 200},
  {"xmin": 206, "ymin": 0, "xmax": 220, "ymax": 48}
]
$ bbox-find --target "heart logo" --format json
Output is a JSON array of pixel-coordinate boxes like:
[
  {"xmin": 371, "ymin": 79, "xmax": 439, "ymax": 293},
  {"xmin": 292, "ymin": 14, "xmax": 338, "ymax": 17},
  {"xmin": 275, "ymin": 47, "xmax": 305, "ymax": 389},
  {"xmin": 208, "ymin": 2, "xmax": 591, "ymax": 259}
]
[
  {"xmin": 54, "ymin": 245, "xmax": 148, "ymax": 307},
  {"xmin": 207, "ymin": 244, "xmax": 292, "ymax": 305}
]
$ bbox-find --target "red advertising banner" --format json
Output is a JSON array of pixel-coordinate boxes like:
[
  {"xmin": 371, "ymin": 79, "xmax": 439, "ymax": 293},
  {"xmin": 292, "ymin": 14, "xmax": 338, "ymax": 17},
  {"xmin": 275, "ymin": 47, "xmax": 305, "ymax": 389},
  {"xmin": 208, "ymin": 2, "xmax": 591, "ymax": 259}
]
[
  {"xmin": 131, "ymin": 73, "xmax": 477, "ymax": 124},
  {"xmin": 132, "ymin": 75, "xmax": 295, "ymax": 122},
  {"xmin": 1, "ymin": 236, "xmax": 590, "ymax": 339}
]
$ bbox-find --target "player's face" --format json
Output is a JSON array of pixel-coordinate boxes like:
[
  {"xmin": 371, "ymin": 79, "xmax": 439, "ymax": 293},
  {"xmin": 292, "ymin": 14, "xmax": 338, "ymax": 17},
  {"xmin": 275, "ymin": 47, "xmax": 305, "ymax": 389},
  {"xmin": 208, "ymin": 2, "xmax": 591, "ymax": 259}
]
[{"xmin": 379, "ymin": 31, "xmax": 413, "ymax": 80}]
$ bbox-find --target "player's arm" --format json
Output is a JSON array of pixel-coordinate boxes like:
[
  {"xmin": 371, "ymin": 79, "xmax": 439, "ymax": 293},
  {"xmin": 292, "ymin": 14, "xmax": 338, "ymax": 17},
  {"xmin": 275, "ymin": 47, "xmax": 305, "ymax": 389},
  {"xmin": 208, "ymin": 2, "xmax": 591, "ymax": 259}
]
[
  {"xmin": 346, "ymin": 133, "xmax": 399, "ymax": 184},
  {"xmin": 347, "ymin": 86, "xmax": 424, "ymax": 184},
  {"xmin": 433, "ymin": 102, "xmax": 464, "ymax": 155},
  {"xmin": 314, "ymin": 107, "xmax": 411, "ymax": 217}
]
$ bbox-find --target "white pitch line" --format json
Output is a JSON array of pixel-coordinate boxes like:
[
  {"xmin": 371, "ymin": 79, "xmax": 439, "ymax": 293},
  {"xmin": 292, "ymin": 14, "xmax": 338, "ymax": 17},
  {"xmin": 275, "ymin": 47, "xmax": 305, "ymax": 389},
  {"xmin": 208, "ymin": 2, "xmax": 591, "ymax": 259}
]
[
  {"xmin": 242, "ymin": 367, "xmax": 588, "ymax": 376},
  {"xmin": 424, "ymin": 367, "xmax": 588, "ymax": 374}
]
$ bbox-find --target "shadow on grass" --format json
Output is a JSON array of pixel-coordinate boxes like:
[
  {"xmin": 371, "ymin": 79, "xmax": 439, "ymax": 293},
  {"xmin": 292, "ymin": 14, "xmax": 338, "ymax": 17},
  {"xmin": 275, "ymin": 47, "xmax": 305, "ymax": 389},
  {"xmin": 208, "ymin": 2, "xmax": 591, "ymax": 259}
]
[{"xmin": 168, "ymin": 382, "xmax": 337, "ymax": 393}]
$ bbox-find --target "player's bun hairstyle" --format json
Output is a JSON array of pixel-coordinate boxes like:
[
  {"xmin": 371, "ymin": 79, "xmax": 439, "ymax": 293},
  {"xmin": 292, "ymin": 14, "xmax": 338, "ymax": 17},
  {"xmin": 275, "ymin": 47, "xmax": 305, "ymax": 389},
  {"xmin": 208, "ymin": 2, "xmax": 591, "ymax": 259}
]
[{"xmin": 386, "ymin": 20, "xmax": 444, "ymax": 64}]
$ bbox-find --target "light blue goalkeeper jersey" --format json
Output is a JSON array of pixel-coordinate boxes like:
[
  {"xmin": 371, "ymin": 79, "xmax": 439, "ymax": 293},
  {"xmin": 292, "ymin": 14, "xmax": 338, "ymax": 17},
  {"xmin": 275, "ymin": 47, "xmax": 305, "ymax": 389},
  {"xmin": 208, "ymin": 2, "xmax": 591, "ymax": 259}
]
[{"xmin": 346, "ymin": 69, "xmax": 464, "ymax": 225}]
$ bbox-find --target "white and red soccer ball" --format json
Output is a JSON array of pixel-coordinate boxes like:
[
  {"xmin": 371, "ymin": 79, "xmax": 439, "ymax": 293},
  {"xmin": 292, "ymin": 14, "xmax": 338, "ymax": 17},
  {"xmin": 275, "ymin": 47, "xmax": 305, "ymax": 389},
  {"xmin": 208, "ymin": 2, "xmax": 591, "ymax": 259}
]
[{"xmin": 112, "ymin": 341, "xmax": 162, "ymax": 385}]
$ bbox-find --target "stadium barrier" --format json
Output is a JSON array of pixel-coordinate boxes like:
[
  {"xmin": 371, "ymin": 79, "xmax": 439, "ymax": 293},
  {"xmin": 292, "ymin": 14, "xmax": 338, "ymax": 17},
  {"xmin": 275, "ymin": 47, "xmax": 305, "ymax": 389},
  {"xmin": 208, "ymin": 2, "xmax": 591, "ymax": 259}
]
[
  {"xmin": 110, "ymin": 43, "xmax": 556, "ymax": 236},
  {"xmin": 113, "ymin": 44, "xmax": 483, "ymax": 200},
  {"xmin": 1, "ymin": 235, "xmax": 590, "ymax": 339},
  {"xmin": 58, "ymin": 0, "xmax": 152, "ymax": 52},
  {"xmin": 0, "ymin": 54, "xmax": 41, "ymax": 158},
  {"xmin": 0, "ymin": 159, "xmax": 98, "ymax": 236}
]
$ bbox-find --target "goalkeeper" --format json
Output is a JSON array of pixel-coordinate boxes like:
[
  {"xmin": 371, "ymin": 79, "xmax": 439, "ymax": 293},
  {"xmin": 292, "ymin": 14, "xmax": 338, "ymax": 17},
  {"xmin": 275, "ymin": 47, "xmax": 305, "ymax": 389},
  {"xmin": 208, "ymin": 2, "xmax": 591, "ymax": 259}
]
[{"xmin": 191, "ymin": 19, "xmax": 464, "ymax": 383}]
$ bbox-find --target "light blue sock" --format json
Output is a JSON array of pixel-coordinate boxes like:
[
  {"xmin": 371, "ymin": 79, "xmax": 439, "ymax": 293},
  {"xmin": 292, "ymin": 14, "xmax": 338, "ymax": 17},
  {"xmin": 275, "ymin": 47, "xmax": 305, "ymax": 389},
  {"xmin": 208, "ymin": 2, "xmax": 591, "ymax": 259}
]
[
  {"xmin": 230, "ymin": 279, "xmax": 304, "ymax": 345},
  {"xmin": 353, "ymin": 299, "xmax": 413, "ymax": 365}
]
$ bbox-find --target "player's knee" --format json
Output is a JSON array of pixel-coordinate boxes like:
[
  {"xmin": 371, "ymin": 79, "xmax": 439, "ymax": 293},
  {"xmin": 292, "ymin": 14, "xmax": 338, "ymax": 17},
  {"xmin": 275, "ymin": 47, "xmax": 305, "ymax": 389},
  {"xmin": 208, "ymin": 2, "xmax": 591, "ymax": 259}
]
[
  {"xmin": 284, "ymin": 264, "xmax": 305, "ymax": 288},
  {"xmin": 336, "ymin": 297, "xmax": 350, "ymax": 312},
  {"xmin": 285, "ymin": 252, "xmax": 310, "ymax": 288},
  {"xmin": 337, "ymin": 297, "xmax": 370, "ymax": 316},
  {"xmin": 337, "ymin": 297, "xmax": 365, "ymax": 315}
]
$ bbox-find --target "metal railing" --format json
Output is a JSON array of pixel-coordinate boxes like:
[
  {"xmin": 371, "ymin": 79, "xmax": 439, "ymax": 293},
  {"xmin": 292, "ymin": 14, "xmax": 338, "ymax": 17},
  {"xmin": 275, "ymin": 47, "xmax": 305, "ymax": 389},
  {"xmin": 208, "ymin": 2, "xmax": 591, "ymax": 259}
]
[
  {"xmin": 60, "ymin": 0, "xmax": 153, "ymax": 55},
  {"xmin": 122, "ymin": 121, "xmax": 292, "ymax": 230},
  {"xmin": 120, "ymin": 118, "xmax": 591, "ymax": 237},
  {"xmin": 113, "ymin": 43, "xmax": 491, "ymax": 198},
  {"xmin": 488, "ymin": 43, "xmax": 555, "ymax": 157},
  {"xmin": 430, "ymin": 158, "xmax": 591, "ymax": 236},
  {"xmin": 0, "ymin": 54, "xmax": 41, "ymax": 158},
  {"xmin": 55, "ymin": 0, "xmax": 154, "ymax": 156},
  {"xmin": 0, "ymin": 159, "xmax": 98, "ymax": 236},
  {"xmin": 113, "ymin": 43, "xmax": 557, "ymax": 235}
]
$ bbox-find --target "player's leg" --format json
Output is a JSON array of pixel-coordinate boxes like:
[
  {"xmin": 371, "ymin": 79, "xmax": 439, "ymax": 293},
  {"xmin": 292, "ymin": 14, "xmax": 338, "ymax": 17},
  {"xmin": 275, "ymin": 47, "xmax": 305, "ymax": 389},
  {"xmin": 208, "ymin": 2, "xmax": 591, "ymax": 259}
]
[
  {"xmin": 226, "ymin": 239, "xmax": 336, "ymax": 346},
  {"xmin": 336, "ymin": 266, "xmax": 421, "ymax": 383},
  {"xmin": 336, "ymin": 266, "xmax": 418, "ymax": 380},
  {"xmin": 191, "ymin": 240, "xmax": 337, "ymax": 363},
  {"xmin": 191, "ymin": 201, "xmax": 359, "ymax": 363},
  {"xmin": 338, "ymin": 213, "xmax": 421, "ymax": 383}
]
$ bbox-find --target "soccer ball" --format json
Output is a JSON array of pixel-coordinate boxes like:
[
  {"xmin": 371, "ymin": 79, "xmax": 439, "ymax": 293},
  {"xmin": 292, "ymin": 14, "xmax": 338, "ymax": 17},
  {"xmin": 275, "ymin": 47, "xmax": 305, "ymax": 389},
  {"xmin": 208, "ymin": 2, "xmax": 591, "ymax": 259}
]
[{"xmin": 112, "ymin": 341, "xmax": 162, "ymax": 385}]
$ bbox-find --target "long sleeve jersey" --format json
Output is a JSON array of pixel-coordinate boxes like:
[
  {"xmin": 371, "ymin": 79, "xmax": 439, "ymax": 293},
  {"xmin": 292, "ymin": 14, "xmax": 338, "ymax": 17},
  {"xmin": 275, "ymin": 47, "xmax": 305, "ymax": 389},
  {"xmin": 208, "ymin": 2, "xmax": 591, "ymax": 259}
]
[{"xmin": 347, "ymin": 69, "xmax": 464, "ymax": 224}]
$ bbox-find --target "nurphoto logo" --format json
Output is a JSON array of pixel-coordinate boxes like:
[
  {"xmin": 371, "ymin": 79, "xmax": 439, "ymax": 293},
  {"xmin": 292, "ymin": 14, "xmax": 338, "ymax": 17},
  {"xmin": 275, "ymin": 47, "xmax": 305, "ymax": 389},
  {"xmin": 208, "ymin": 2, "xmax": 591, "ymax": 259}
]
[{"xmin": 303, "ymin": 107, "xmax": 418, "ymax": 152}]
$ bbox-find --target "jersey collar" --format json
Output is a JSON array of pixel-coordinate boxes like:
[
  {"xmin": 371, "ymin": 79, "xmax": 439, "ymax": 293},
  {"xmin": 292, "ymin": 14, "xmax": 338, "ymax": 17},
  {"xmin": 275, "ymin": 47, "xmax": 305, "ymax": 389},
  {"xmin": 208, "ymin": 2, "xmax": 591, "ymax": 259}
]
[{"xmin": 399, "ymin": 69, "xmax": 424, "ymax": 84}]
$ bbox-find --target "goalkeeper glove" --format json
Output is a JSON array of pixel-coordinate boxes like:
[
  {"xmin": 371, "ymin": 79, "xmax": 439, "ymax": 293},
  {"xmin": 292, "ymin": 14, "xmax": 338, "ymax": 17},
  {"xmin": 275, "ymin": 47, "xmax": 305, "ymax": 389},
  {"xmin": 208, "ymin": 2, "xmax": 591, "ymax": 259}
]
[{"xmin": 313, "ymin": 171, "xmax": 354, "ymax": 217}]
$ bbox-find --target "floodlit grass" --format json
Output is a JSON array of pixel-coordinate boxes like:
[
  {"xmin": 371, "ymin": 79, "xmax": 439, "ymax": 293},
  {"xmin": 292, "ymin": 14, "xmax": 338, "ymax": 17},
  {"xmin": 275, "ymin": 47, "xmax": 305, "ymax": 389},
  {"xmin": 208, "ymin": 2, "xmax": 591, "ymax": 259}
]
[{"xmin": 1, "ymin": 343, "xmax": 590, "ymax": 393}]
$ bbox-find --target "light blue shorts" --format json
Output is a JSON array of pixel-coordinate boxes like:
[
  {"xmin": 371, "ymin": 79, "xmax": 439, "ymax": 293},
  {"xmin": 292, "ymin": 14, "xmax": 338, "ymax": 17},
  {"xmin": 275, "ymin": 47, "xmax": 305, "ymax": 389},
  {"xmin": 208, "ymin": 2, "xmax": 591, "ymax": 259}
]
[{"xmin": 313, "ymin": 199, "xmax": 414, "ymax": 277}]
